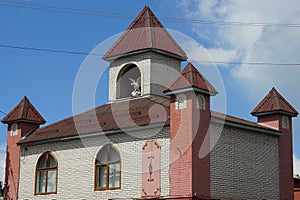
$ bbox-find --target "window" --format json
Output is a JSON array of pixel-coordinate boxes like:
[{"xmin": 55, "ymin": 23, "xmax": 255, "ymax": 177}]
[
  {"xmin": 10, "ymin": 123, "xmax": 18, "ymax": 136},
  {"xmin": 175, "ymin": 94, "xmax": 186, "ymax": 109},
  {"xmin": 196, "ymin": 94, "xmax": 206, "ymax": 110},
  {"xmin": 95, "ymin": 144, "xmax": 121, "ymax": 190},
  {"xmin": 282, "ymin": 116, "xmax": 289, "ymax": 129},
  {"xmin": 35, "ymin": 152, "xmax": 58, "ymax": 195}
]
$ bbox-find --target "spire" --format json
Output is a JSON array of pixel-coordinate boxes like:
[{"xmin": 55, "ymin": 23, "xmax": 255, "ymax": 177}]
[
  {"xmin": 164, "ymin": 62, "xmax": 218, "ymax": 95},
  {"xmin": 251, "ymin": 87, "xmax": 298, "ymax": 117},
  {"xmin": 1, "ymin": 96, "xmax": 46, "ymax": 124},
  {"xmin": 103, "ymin": 6, "xmax": 187, "ymax": 61}
]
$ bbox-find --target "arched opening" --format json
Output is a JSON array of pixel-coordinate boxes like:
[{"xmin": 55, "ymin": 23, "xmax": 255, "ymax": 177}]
[{"xmin": 116, "ymin": 64, "xmax": 141, "ymax": 99}]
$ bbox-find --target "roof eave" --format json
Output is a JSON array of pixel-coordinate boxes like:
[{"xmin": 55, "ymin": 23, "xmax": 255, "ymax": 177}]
[
  {"xmin": 1, "ymin": 119, "xmax": 46, "ymax": 125},
  {"xmin": 164, "ymin": 86, "xmax": 218, "ymax": 96},
  {"xmin": 251, "ymin": 110, "xmax": 298, "ymax": 117},
  {"xmin": 103, "ymin": 48, "xmax": 187, "ymax": 62}
]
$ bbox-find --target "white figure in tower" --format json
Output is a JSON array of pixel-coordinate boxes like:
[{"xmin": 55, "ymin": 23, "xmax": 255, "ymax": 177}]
[{"xmin": 129, "ymin": 77, "xmax": 141, "ymax": 97}]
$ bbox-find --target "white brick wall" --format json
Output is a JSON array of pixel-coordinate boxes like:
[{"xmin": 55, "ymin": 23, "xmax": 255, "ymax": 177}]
[
  {"xmin": 108, "ymin": 52, "xmax": 181, "ymax": 102},
  {"xmin": 18, "ymin": 127, "xmax": 170, "ymax": 200},
  {"xmin": 18, "ymin": 121, "xmax": 281, "ymax": 200},
  {"xmin": 210, "ymin": 123, "xmax": 280, "ymax": 200}
]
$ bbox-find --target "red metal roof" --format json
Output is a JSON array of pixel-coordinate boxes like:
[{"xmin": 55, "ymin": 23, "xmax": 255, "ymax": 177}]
[
  {"xmin": 251, "ymin": 87, "xmax": 298, "ymax": 116},
  {"xmin": 2, "ymin": 96, "xmax": 46, "ymax": 124},
  {"xmin": 18, "ymin": 96, "xmax": 170, "ymax": 144},
  {"xmin": 102, "ymin": 6, "xmax": 187, "ymax": 61},
  {"xmin": 164, "ymin": 62, "xmax": 218, "ymax": 95},
  {"xmin": 18, "ymin": 96, "xmax": 280, "ymax": 145}
]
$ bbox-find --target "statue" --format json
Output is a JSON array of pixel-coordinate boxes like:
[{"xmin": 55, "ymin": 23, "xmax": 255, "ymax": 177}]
[{"xmin": 128, "ymin": 77, "xmax": 141, "ymax": 97}]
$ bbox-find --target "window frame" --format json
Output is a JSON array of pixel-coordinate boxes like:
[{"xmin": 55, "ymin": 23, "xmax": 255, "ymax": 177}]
[
  {"xmin": 34, "ymin": 152, "xmax": 58, "ymax": 195},
  {"xmin": 94, "ymin": 145, "xmax": 121, "ymax": 191},
  {"xmin": 10, "ymin": 123, "xmax": 18, "ymax": 136},
  {"xmin": 282, "ymin": 115, "xmax": 289, "ymax": 129},
  {"xmin": 196, "ymin": 94, "xmax": 206, "ymax": 110},
  {"xmin": 175, "ymin": 94, "xmax": 186, "ymax": 110}
]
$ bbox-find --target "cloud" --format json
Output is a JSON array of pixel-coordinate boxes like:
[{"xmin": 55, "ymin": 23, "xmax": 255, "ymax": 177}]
[
  {"xmin": 294, "ymin": 154, "xmax": 300, "ymax": 176},
  {"xmin": 179, "ymin": 0, "xmax": 300, "ymax": 164},
  {"xmin": 178, "ymin": 0, "xmax": 300, "ymax": 96}
]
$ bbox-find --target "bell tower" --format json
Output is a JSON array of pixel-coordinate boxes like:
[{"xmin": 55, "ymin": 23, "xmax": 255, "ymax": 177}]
[
  {"xmin": 1, "ymin": 97, "xmax": 45, "ymax": 200},
  {"xmin": 102, "ymin": 6, "xmax": 187, "ymax": 102},
  {"xmin": 252, "ymin": 88, "xmax": 298, "ymax": 200}
]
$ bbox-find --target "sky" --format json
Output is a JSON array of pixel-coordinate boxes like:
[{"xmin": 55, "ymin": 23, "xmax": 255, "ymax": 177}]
[{"xmin": 0, "ymin": 0, "xmax": 300, "ymax": 181}]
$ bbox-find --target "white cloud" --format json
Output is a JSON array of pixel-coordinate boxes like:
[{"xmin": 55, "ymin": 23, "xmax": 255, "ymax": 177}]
[
  {"xmin": 294, "ymin": 154, "xmax": 300, "ymax": 176},
  {"xmin": 179, "ymin": 0, "xmax": 300, "ymax": 162},
  {"xmin": 0, "ymin": 144, "xmax": 5, "ymax": 182},
  {"xmin": 178, "ymin": 0, "xmax": 300, "ymax": 95}
]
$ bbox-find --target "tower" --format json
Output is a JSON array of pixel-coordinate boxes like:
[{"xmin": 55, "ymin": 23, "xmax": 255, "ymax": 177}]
[
  {"xmin": 103, "ymin": 6, "xmax": 187, "ymax": 102},
  {"xmin": 164, "ymin": 62, "xmax": 217, "ymax": 199},
  {"xmin": 252, "ymin": 87, "xmax": 298, "ymax": 200},
  {"xmin": 1, "ymin": 97, "xmax": 45, "ymax": 200}
]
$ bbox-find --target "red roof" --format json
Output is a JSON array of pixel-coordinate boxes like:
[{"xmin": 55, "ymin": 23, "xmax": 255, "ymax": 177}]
[
  {"xmin": 18, "ymin": 96, "xmax": 280, "ymax": 145},
  {"xmin": 2, "ymin": 96, "xmax": 46, "ymax": 124},
  {"xmin": 251, "ymin": 87, "xmax": 298, "ymax": 116},
  {"xmin": 102, "ymin": 6, "xmax": 187, "ymax": 61},
  {"xmin": 164, "ymin": 62, "xmax": 218, "ymax": 95},
  {"xmin": 18, "ymin": 96, "xmax": 170, "ymax": 144}
]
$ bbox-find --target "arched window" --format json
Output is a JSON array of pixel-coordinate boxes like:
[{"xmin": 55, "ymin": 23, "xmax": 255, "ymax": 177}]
[
  {"xmin": 175, "ymin": 94, "xmax": 186, "ymax": 110},
  {"xmin": 35, "ymin": 152, "xmax": 58, "ymax": 195},
  {"xmin": 282, "ymin": 116, "xmax": 289, "ymax": 129},
  {"xmin": 10, "ymin": 123, "xmax": 18, "ymax": 136},
  {"xmin": 95, "ymin": 144, "xmax": 121, "ymax": 190},
  {"xmin": 117, "ymin": 64, "xmax": 141, "ymax": 99},
  {"xmin": 196, "ymin": 94, "xmax": 206, "ymax": 110}
]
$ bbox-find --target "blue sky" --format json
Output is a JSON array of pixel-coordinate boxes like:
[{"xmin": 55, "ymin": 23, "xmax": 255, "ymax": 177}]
[{"xmin": 0, "ymin": 0, "xmax": 300, "ymax": 180}]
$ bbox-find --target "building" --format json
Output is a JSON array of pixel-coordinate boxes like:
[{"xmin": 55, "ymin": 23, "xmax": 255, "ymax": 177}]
[
  {"xmin": 2, "ymin": 6, "xmax": 298, "ymax": 200},
  {"xmin": 295, "ymin": 177, "xmax": 300, "ymax": 200}
]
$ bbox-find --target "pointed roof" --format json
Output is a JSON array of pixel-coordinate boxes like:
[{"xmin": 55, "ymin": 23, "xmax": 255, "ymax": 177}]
[
  {"xmin": 164, "ymin": 62, "xmax": 218, "ymax": 95},
  {"xmin": 251, "ymin": 87, "xmax": 298, "ymax": 117},
  {"xmin": 2, "ymin": 96, "xmax": 46, "ymax": 124},
  {"xmin": 102, "ymin": 6, "xmax": 187, "ymax": 61}
]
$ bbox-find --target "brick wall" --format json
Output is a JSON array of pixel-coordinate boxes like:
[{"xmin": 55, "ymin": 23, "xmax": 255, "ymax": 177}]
[
  {"xmin": 18, "ymin": 127, "xmax": 170, "ymax": 200},
  {"xmin": 5, "ymin": 122, "xmax": 39, "ymax": 200},
  {"xmin": 108, "ymin": 52, "xmax": 181, "ymax": 101},
  {"xmin": 210, "ymin": 122, "xmax": 280, "ymax": 200}
]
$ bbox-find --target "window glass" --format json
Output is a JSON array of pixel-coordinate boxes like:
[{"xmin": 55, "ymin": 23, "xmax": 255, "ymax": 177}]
[
  {"xmin": 48, "ymin": 155, "xmax": 57, "ymax": 168},
  {"xmin": 36, "ymin": 171, "xmax": 46, "ymax": 193},
  {"xmin": 98, "ymin": 166, "xmax": 107, "ymax": 188},
  {"xmin": 47, "ymin": 170, "xmax": 57, "ymax": 193},
  {"xmin": 109, "ymin": 164, "xmax": 120, "ymax": 188}
]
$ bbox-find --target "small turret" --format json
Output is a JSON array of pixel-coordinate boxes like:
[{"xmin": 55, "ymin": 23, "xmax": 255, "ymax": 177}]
[
  {"xmin": 1, "ymin": 96, "xmax": 45, "ymax": 200},
  {"xmin": 252, "ymin": 88, "xmax": 298, "ymax": 200},
  {"xmin": 164, "ymin": 62, "xmax": 217, "ymax": 199}
]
